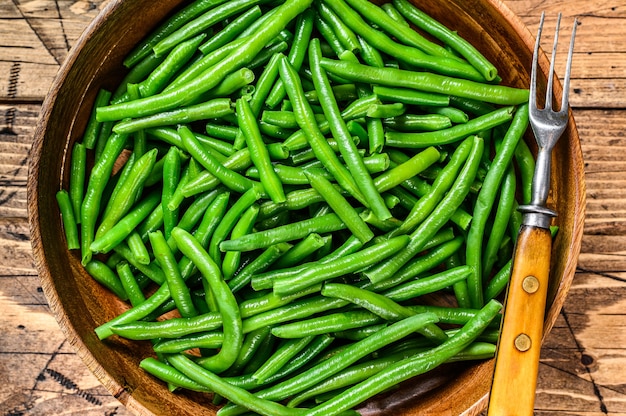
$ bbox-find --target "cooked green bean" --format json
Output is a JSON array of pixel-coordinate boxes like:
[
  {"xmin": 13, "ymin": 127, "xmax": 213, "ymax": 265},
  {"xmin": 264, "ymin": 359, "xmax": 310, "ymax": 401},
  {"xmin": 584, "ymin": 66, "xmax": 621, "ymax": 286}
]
[
  {"xmin": 236, "ymin": 97, "xmax": 286, "ymax": 203},
  {"xmin": 150, "ymin": 230, "xmax": 198, "ymax": 318},
  {"xmin": 172, "ymin": 227, "xmax": 242, "ymax": 373},
  {"xmin": 68, "ymin": 142, "xmax": 87, "ymax": 223},
  {"xmin": 466, "ymin": 104, "xmax": 528, "ymax": 308},
  {"xmin": 199, "ymin": 6, "xmax": 262, "ymax": 54},
  {"xmin": 304, "ymin": 169, "xmax": 373, "ymax": 243},
  {"xmin": 83, "ymin": 89, "xmax": 112, "ymax": 149},
  {"xmin": 272, "ymin": 235, "xmax": 409, "ymax": 296},
  {"xmin": 393, "ymin": 0, "xmax": 498, "ymax": 81},
  {"xmin": 321, "ymin": 0, "xmax": 483, "ymax": 81},
  {"xmin": 365, "ymin": 136, "xmax": 484, "ymax": 284},
  {"xmin": 265, "ymin": 8, "xmax": 315, "ymax": 109},
  {"xmin": 304, "ymin": 299, "xmax": 501, "ymax": 416},
  {"xmin": 80, "ymin": 132, "xmax": 128, "ymax": 264},
  {"xmin": 56, "ymin": 190, "xmax": 80, "ymax": 250},
  {"xmin": 116, "ymin": 261, "xmax": 146, "ymax": 306},
  {"xmin": 320, "ymin": 58, "xmax": 529, "ymax": 105},
  {"xmin": 309, "ymin": 38, "xmax": 391, "ymax": 221},
  {"xmin": 222, "ymin": 204, "xmax": 259, "ymax": 280}
]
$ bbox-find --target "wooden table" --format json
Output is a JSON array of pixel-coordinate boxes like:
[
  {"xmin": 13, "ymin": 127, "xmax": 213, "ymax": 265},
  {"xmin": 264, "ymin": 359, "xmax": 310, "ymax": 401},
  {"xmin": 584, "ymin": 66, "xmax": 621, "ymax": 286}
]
[{"xmin": 1, "ymin": 1, "xmax": 624, "ymax": 415}]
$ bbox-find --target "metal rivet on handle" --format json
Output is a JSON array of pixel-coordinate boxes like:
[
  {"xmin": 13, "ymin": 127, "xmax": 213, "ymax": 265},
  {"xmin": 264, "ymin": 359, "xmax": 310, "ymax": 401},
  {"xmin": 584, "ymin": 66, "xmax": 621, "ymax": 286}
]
[
  {"xmin": 522, "ymin": 275, "xmax": 540, "ymax": 294},
  {"xmin": 514, "ymin": 333, "xmax": 532, "ymax": 352}
]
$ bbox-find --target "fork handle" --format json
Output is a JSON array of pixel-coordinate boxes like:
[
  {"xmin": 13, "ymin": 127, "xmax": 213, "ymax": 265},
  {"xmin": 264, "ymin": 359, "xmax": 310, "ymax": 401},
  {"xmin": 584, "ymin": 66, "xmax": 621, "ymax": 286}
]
[{"xmin": 487, "ymin": 224, "xmax": 553, "ymax": 416}]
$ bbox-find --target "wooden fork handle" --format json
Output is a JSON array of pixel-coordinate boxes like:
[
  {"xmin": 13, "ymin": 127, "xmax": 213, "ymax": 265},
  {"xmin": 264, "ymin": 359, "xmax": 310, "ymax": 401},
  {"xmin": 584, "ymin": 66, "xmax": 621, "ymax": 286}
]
[{"xmin": 488, "ymin": 224, "xmax": 553, "ymax": 416}]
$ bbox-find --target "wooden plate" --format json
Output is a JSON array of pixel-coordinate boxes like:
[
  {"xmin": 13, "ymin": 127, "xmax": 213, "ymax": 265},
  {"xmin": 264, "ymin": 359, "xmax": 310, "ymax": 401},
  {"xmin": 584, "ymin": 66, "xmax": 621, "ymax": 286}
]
[{"xmin": 28, "ymin": 0, "xmax": 586, "ymax": 414}]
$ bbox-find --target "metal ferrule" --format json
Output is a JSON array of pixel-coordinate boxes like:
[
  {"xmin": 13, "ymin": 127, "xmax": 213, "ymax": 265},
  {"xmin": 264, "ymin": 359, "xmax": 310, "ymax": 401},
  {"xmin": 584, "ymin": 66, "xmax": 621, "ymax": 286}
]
[{"xmin": 518, "ymin": 204, "xmax": 556, "ymax": 229}]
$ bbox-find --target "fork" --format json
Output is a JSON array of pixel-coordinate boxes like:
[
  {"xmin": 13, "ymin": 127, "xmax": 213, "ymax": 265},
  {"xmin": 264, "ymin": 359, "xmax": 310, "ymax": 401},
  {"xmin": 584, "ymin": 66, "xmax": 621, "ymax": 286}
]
[{"xmin": 487, "ymin": 13, "xmax": 577, "ymax": 416}]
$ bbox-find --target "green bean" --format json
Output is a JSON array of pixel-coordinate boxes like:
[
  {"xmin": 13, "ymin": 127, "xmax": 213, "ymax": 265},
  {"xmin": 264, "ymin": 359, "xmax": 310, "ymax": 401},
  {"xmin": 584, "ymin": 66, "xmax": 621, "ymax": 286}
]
[
  {"xmin": 386, "ymin": 106, "xmax": 515, "ymax": 148},
  {"xmin": 56, "ymin": 190, "xmax": 80, "ymax": 250},
  {"xmin": 126, "ymin": 230, "xmax": 150, "ymax": 265},
  {"xmin": 272, "ymin": 310, "xmax": 382, "ymax": 339},
  {"xmin": 382, "ymin": 266, "xmax": 472, "ymax": 301},
  {"xmin": 90, "ymin": 190, "xmax": 161, "ymax": 255},
  {"xmin": 372, "ymin": 146, "xmax": 440, "ymax": 193},
  {"xmin": 205, "ymin": 122, "xmax": 238, "ymax": 141},
  {"xmin": 80, "ymin": 132, "xmax": 128, "ymax": 264},
  {"xmin": 483, "ymin": 165, "xmax": 517, "ymax": 281},
  {"xmin": 84, "ymin": 260, "xmax": 128, "ymax": 301},
  {"xmin": 135, "ymin": 33, "xmax": 207, "ymax": 99},
  {"xmin": 372, "ymin": 85, "xmax": 449, "ymax": 107},
  {"xmin": 484, "ymin": 258, "xmax": 513, "ymax": 301},
  {"xmin": 317, "ymin": 1, "xmax": 360, "ymax": 54},
  {"xmin": 390, "ymin": 138, "xmax": 472, "ymax": 237},
  {"xmin": 152, "ymin": 0, "xmax": 265, "ymax": 57},
  {"xmin": 228, "ymin": 243, "xmax": 292, "ymax": 293},
  {"xmin": 466, "ymin": 103, "xmax": 528, "ymax": 308},
  {"xmin": 383, "ymin": 114, "xmax": 452, "ymax": 132},
  {"xmin": 150, "ymin": 230, "xmax": 198, "ymax": 318},
  {"xmin": 369, "ymin": 236, "xmax": 464, "ymax": 292},
  {"xmin": 253, "ymin": 336, "xmax": 315, "ymax": 383},
  {"xmin": 123, "ymin": 0, "xmax": 230, "ymax": 66},
  {"xmin": 242, "ymin": 297, "xmax": 349, "ymax": 335},
  {"xmin": 197, "ymin": 67, "xmax": 256, "ymax": 102},
  {"xmin": 272, "ymin": 235, "xmax": 409, "ymax": 297},
  {"xmin": 227, "ymin": 326, "xmax": 272, "ymax": 376},
  {"xmin": 321, "ymin": 0, "xmax": 483, "ymax": 81},
  {"xmin": 166, "ymin": 37, "xmax": 248, "ymax": 94},
  {"xmin": 278, "ymin": 57, "xmax": 365, "ymax": 206},
  {"xmin": 97, "ymin": 0, "xmax": 313, "ymax": 122},
  {"xmin": 220, "ymin": 212, "xmax": 346, "ymax": 252},
  {"xmin": 110, "ymin": 310, "xmax": 222, "ymax": 340},
  {"xmin": 304, "ymin": 169, "xmax": 373, "ymax": 243},
  {"xmin": 514, "ymin": 135, "xmax": 536, "ymax": 205},
  {"xmin": 177, "ymin": 191, "xmax": 231, "ymax": 281},
  {"xmin": 222, "ymin": 204, "xmax": 259, "ymax": 280},
  {"xmin": 393, "ymin": 0, "xmax": 498, "ymax": 81},
  {"xmin": 113, "ymin": 242, "xmax": 166, "ymax": 285},
  {"xmin": 198, "ymin": 6, "xmax": 262, "ymax": 54},
  {"xmin": 314, "ymin": 13, "xmax": 346, "ymax": 58},
  {"xmin": 223, "ymin": 311, "xmax": 439, "ymax": 415},
  {"xmin": 116, "ymin": 261, "xmax": 146, "ymax": 307},
  {"xmin": 168, "ymin": 354, "xmax": 305, "ymax": 416},
  {"xmin": 113, "ymin": 98, "xmax": 234, "ymax": 134},
  {"xmin": 419, "ymin": 105, "xmax": 469, "ymax": 124},
  {"xmin": 322, "ymin": 283, "xmax": 413, "ymax": 321},
  {"xmin": 179, "ymin": 124, "xmax": 258, "ymax": 194},
  {"xmin": 366, "ymin": 102, "xmax": 405, "ymax": 118},
  {"xmin": 320, "ymin": 58, "xmax": 529, "ymax": 105},
  {"xmin": 261, "ymin": 110, "xmax": 326, "ymax": 130},
  {"xmin": 365, "ymin": 136, "xmax": 484, "ymax": 284},
  {"xmin": 265, "ymin": 8, "xmax": 315, "ymax": 109},
  {"xmin": 305, "ymin": 299, "xmax": 501, "ymax": 416},
  {"xmin": 309, "ymin": 38, "xmax": 391, "ymax": 221},
  {"xmin": 83, "ymin": 89, "xmax": 112, "ymax": 149},
  {"xmin": 140, "ymin": 357, "xmax": 212, "ymax": 393},
  {"xmin": 223, "ymin": 334, "xmax": 334, "ymax": 390},
  {"xmin": 209, "ymin": 187, "xmax": 261, "ymax": 266},
  {"xmin": 172, "ymin": 227, "xmax": 242, "ymax": 373},
  {"xmin": 68, "ymin": 142, "xmax": 87, "ymax": 223},
  {"xmin": 97, "ymin": 149, "xmax": 158, "ymax": 239},
  {"xmin": 236, "ymin": 98, "xmax": 285, "ymax": 203},
  {"xmin": 273, "ymin": 233, "xmax": 326, "ymax": 269},
  {"xmin": 153, "ymin": 331, "xmax": 224, "ymax": 354}
]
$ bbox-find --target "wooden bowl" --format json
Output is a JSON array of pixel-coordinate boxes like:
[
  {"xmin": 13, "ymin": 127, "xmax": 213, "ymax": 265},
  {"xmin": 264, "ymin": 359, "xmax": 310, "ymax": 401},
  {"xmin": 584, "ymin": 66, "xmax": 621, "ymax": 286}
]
[{"xmin": 28, "ymin": 0, "xmax": 586, "ymax": 415}]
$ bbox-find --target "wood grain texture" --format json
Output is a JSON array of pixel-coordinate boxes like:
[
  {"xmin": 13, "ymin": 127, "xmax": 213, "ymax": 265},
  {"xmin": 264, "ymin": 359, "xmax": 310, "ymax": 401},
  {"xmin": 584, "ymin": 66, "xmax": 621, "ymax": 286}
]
[{"xmin": 0, "ymin": 0, "xmax": 624, "ymax": 415}]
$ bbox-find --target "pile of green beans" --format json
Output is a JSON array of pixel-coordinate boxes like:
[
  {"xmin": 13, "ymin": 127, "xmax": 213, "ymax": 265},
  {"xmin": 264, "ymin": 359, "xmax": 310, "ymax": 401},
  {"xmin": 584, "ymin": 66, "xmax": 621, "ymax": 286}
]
[{"xmin": 56, "ymin": 0, "xmax": 537, "ymax": 414}]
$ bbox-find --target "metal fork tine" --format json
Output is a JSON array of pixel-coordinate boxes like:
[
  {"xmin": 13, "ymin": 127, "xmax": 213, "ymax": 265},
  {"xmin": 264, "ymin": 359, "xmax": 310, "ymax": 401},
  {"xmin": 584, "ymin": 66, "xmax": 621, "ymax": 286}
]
[
  {"xmin": 529, "ymin": 12, "xmax": 544, "ymax": 110},
  {"xmin": 544, "ymin": 13, "xmax": 561, "ymax": 111},
  {"xmin": 561, "ymin": 18, "xmax": 578, "ymax": 112}
]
